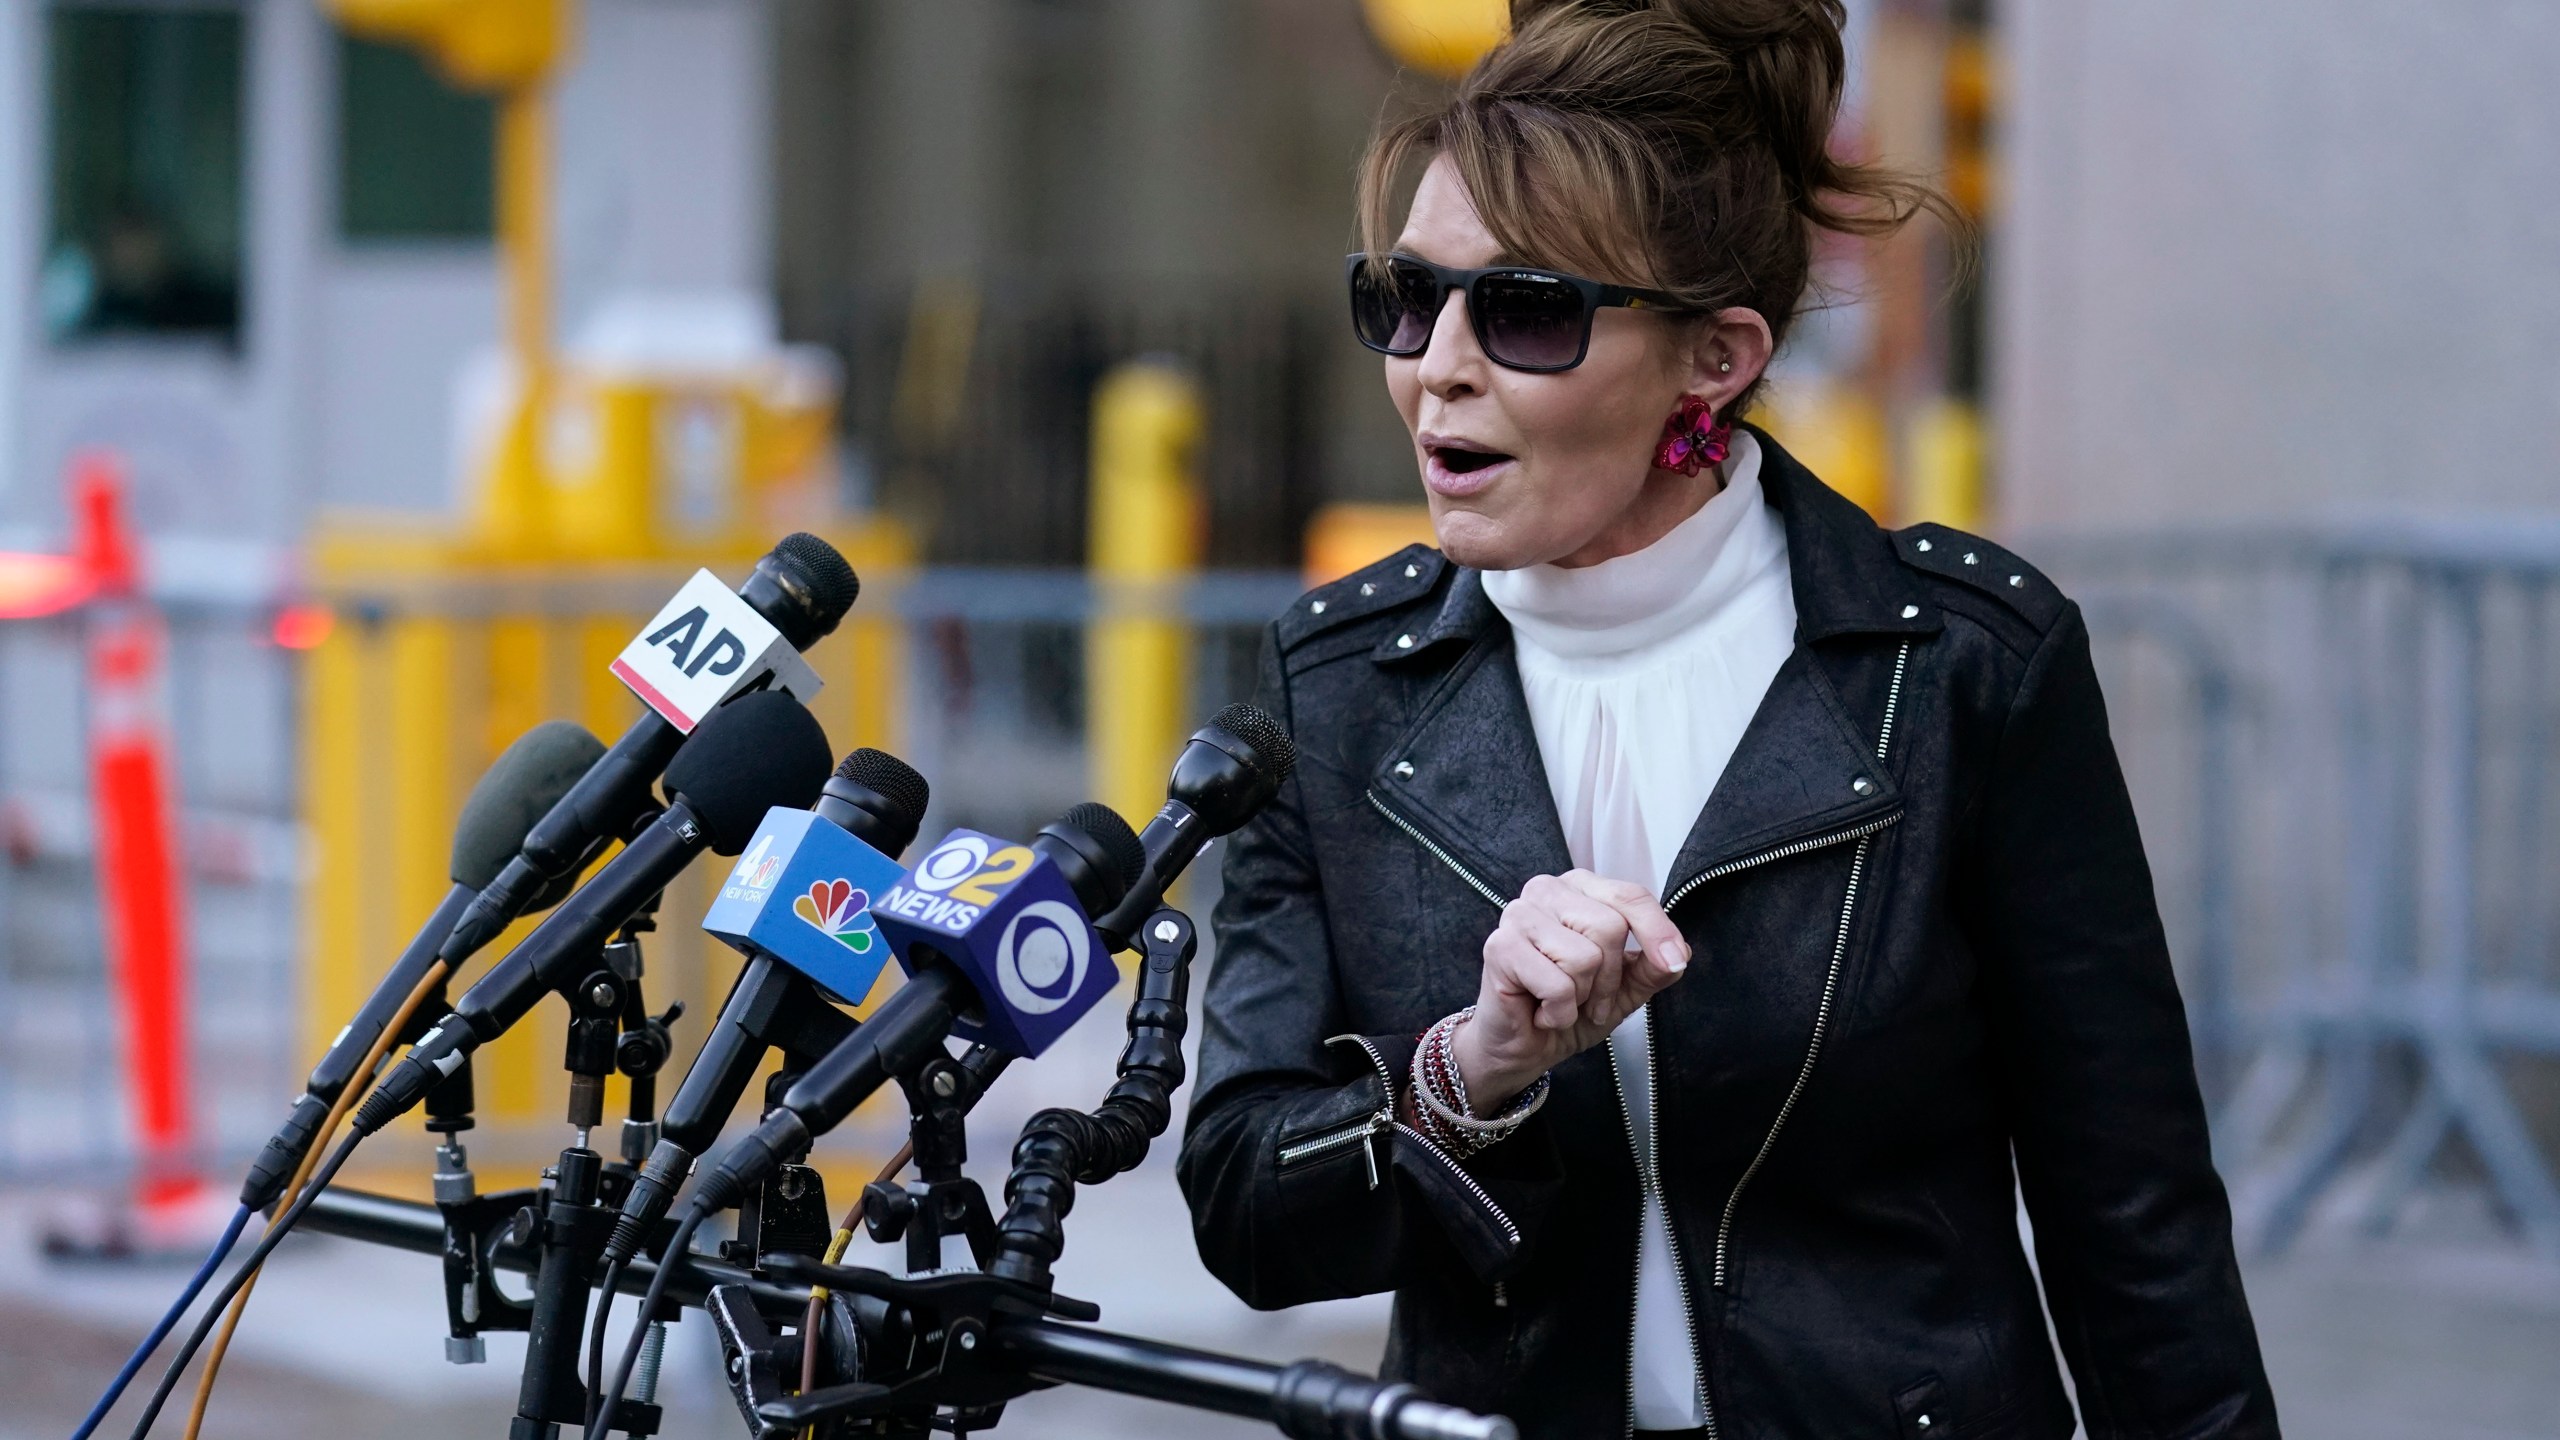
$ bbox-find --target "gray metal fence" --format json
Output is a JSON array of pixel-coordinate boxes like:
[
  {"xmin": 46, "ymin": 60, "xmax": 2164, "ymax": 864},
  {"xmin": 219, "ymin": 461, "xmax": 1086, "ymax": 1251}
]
[
  {"xmin": 0, "ymin": 602, "xmax": 303, "ymax": 1185},
  {"xmin": 9, "ymin": 539, "xmax": 2559, "ymax": 1261},
  {"xmin": 2048, "ymin": 521, "xmax": 2560, "ymax": 1256}
]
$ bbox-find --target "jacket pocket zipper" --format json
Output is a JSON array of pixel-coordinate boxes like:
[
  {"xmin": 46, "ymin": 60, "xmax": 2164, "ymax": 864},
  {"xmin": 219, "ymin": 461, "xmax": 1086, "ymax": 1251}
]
[
  {"xmin": 1278, "ymin": 1111, "xmax": 1389, "ymax": 1189},
  {"xmin": 1306, "ymin": 1034, "xmax": 1524, "ymax": 1253}
]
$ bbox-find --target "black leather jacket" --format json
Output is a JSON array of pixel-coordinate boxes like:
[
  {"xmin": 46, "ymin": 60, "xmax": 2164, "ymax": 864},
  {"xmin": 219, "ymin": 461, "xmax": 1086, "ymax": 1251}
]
[{"xmin": 1178, "ymin": 430, "xmax": 2279, "ymax": 1440}]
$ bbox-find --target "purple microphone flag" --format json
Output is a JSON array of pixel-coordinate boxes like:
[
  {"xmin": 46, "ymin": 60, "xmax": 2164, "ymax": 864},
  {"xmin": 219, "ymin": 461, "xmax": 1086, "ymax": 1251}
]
[{"xmin": 872, "ymin": 827, "xmax": 1117, "ymax": 1056}]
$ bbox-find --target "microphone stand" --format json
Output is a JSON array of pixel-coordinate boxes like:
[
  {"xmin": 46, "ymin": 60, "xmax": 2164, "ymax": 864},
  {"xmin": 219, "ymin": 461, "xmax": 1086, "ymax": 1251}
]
[
  {"xmin": 285, "ymin": 899, "xmax": 1520, "ymax": 1440},
  {"xmin": 428, "ymin": 888, "xmax": 686, "ymax": 1440}
]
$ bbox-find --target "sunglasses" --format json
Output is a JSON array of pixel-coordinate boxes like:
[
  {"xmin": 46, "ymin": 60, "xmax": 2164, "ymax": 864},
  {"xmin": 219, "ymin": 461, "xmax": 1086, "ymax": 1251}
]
[{"xmin": 1346, "ymin": 252, "xmax": 1686, "ymax": 372}]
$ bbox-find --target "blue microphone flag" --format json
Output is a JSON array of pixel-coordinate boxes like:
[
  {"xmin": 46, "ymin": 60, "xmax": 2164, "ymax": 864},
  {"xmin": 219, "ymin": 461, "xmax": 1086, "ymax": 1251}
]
[
  {"xmin": 703, "ymin": 808, "xmax": 907, "ymax": 1005},
  {"xmin": 873, "ymin": 827, "xmax": 1116, "ymax": 1057}
]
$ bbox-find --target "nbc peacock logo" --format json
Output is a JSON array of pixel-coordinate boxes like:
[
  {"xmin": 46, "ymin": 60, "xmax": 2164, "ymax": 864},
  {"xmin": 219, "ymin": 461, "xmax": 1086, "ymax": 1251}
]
[{"xmin": 791, "ymin": 878, "xmax": 880, "ymax": 955}]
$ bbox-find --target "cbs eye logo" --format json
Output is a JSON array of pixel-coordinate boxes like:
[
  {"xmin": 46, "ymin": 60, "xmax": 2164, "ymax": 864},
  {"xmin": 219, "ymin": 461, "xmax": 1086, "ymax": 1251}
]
[
  {"xmin": 996, "ymin": 901, "xmax": 1091, "ymax": 1016},
  {"xmin": 909, "ymin": 835, "xmax": 1035, "ymax": 904}
]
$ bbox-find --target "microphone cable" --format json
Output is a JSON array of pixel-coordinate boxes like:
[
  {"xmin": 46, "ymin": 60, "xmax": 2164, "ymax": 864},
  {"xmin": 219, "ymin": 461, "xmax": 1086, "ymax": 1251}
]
[
  {"xmin": 796, "ymin": 1142, "xmax": 911, "ymax": 1438},
  {"xmin": 67, "ymin": 1204, "xmax": 252, "ymax": 1440},
  {"xmin": 176, "ymin": 960, "xmax": 452, "ymax": 1440},
  {"xmin": 123, "ymin": 1127, "xmax": 368, "ymax": 1439},
  {"xmin": 586, "ymin": 1206, "xmax": 710, "ymax": 1440}
]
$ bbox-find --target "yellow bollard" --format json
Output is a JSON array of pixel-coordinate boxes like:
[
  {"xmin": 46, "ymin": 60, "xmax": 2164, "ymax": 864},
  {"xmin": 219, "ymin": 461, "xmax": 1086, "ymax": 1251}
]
[
  {"xmin": 1754, "ymin": 378, "xmax": 1893, "ymax": 522},
  {"xmin": 1087, "ymin": 362, "xmax": 1205, "ymax": 840},
  {"xmin": 1902, "ymin": 396, "xmax": 1988, "ymax": 532},
  {"xmin": 1359, "ymin": 0, "xmax": 1509, "ymax": 78}
]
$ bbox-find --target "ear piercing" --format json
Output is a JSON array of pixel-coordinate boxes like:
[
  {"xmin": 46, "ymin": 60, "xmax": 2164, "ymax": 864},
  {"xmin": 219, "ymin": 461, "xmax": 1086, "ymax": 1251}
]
[{"xmin": 1718, "ymin": 359, "xmax": 1733, "ymax": 373}]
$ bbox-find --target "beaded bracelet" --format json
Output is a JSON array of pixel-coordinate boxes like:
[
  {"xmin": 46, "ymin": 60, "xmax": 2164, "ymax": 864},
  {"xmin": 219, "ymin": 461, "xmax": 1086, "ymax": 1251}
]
[{"xmin": 1409, "ymin": 1007, "xmax": 1550, "ymax": 1159}]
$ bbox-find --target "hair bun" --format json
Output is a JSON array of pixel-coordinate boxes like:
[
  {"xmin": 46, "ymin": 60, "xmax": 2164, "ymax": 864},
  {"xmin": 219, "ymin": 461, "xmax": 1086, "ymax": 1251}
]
[
  {"xmin": 1508, "ymin": 0, "xmax": 1850, "ymax": 215},
  {"xmin": 1362, "ymin": 0, "xmax": 1949, "ymax": 418}
]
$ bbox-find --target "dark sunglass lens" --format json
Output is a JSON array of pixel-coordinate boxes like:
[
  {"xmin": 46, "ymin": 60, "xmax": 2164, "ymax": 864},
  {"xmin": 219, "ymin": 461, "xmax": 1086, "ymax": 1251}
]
[
  {"xmin": 1350, "ymin": 260, "xmax": 1437, "ymax": 354},
  {"xmin": 1476, "ymin": 274, "xmax": 1587, "ymax": 368}
]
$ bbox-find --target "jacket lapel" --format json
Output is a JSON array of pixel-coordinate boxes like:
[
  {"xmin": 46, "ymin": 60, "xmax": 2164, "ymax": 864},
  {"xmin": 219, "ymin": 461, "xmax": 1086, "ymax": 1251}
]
[
  {"xmin": 1368, "ymin": 611, "xmax": 1574, "ymax": 903},
  {"xmin": 1657, "ymin": 644, "xmax": 1901, "ymax": 896}
]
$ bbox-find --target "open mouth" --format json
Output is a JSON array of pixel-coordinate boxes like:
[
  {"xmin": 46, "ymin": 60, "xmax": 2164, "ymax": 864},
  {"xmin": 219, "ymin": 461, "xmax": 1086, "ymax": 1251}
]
[{"xmin": 1430, "ymin": 445, "xmax": 1514, "ymax": 475}]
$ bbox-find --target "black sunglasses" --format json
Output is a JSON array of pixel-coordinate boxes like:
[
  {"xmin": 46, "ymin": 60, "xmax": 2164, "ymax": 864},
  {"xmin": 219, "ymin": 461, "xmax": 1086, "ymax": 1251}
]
[{"xmin": 1346, "ymin": 252, "xmax": 1685, "ymax": 372}]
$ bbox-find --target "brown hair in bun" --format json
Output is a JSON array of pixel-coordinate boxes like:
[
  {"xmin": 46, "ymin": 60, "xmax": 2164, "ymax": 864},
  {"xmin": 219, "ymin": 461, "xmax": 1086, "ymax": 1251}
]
[{"xmin": 1358, "ymin": 0, "xmax": 1952, "ymax": 413}]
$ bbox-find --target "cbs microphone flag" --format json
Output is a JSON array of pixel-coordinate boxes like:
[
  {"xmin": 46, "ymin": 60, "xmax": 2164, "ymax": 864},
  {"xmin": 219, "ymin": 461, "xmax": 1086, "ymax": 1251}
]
[
  {"xmin": 703, "ymin": 808, "xmax": 909, "ymax": 1005},
  {"xmin": 609, "ymin": 569, "xmax": 824, "ymax": 732},
  {"xmin": 873, "ymin": 828, "xmax": 1117, "ymax": 1057}
]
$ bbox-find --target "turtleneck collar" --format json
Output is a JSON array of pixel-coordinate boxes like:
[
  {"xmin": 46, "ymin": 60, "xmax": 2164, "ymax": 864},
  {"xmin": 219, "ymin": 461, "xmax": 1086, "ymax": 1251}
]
[{"xmin": 1481, "ymin": 431, "xmax": 1786, "ymax": 661}]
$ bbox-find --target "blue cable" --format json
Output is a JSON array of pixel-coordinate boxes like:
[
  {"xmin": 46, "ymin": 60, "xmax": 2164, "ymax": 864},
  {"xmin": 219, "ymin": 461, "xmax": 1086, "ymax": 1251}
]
[{"xmin": 69, "ymin": 1202, "xmax": 253, "ymax": 1440}]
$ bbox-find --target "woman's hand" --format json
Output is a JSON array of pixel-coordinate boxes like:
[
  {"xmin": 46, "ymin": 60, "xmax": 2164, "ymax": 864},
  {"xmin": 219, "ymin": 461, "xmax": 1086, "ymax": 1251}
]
[{"xmin": 1447, "ymin": 870, "xmax": 1690, "ymax": 1113}]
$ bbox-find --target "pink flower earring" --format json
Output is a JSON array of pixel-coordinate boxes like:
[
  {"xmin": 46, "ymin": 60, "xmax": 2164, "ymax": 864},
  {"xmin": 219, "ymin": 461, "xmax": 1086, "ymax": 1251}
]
[{"xmin": 1653, "ymin": 394, "xmax": 1732, "ymax": 476}]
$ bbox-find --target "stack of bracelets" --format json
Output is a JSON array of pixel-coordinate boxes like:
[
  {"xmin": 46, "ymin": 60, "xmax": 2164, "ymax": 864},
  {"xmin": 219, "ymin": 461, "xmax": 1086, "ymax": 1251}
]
[{"xmin": 1409, "ymin": 1006, "xmax": 1552, "ymax": 1159}]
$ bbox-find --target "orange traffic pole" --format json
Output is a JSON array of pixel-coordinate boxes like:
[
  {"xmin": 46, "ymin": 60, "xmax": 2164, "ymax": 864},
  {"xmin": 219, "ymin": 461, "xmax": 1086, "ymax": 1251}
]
[{"xmin": 74, "ymin": 452, "xmax": 200, "ymax": 1220}]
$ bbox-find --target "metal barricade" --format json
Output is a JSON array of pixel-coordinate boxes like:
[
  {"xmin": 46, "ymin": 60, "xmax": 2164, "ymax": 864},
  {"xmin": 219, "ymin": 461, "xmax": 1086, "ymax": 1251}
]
[
  {"xmin": 2045, "ymin": 522, "xmax": 2560, "ymax": 1256},
  {"xmin": 0, "ymin": 601, "xmax": 302, "ymax": 1187},
  {"xmin": 19, "ymin": 534, "xmax": 2553, "ymax": 1260},
  {"xmin": 0, "ymin": 566, "xmax": 1300, "ymax": 1186}
]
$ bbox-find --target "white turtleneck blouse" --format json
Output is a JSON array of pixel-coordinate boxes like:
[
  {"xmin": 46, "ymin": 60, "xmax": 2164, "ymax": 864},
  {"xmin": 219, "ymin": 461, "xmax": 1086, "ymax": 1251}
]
[{"xmin": 1479, "ymin": 431, "xmax": 1796, "ymax": 1430}]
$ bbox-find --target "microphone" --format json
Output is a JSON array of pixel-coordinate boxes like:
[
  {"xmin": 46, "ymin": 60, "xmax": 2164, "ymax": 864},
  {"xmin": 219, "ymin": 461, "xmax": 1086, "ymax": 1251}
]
[
  {"xmin": 238, "ymin": 721, "xmax": 605, "ymax": 1211},
  {"xmin": 689, "ymin": 803, "xmax": 1145, "ymax": 1212},
  {"xmin": 439, "ymin": 534, "xmax": 859, "ymax": 965},
  {"xmin": 601, "ymin": 748, "xmax": 932, "ymax": 1269},
  {"xmin": 1092, "ymin": 702, "xmax": 1297, "ymax": 949},
  {"xmin": 355, "ymin": 692, "xmax": 833, "ymax": 1135}
]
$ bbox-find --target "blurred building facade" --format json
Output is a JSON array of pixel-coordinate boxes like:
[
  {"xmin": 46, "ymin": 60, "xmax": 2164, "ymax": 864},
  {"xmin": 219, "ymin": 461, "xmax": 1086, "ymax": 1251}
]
[{"xmin": 0, "ymin": 0, "xmax": 777, "ymax": 564}]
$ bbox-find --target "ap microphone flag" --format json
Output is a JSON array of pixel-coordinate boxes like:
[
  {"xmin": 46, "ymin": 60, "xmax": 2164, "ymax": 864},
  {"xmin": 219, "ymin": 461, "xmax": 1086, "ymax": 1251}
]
[
  {"xmin": 872, "ymin": 827, "xmax": 1116, "ymax": 1057},
  {"xmin": 702, "ymin": 808, "xmax": 908, "ymax": 1006},
  {"xmin": 610, "ymin": 568, "xmax": 826, "ymax": 731}
]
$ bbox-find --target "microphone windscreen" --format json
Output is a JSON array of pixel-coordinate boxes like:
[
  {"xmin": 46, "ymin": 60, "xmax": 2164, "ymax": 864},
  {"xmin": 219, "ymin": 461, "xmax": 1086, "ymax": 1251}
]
[
  {"xmin": 836, "ymin": 747, "xmax": 930, "ymax": 829},
  {"xmin": 664, "ymin": 691, "xmax": 833, "ymax": 854},
  {"xmin": 1211, "ymin": 701, "xmax": 1297, "ymax": 783},
  {"xmin": 1063, "ymin": 801, "xmax": 1145, "ymax": 898},
  {"xmin": 766, "ymin": 533, "xmax": 860, "ymax": 632},
  {"xmin": 451, "ymin": 721, "xmax": 608, "ymax": 889}
]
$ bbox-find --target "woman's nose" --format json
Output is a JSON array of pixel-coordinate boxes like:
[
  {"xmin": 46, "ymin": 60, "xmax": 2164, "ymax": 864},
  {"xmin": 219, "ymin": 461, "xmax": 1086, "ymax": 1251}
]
[{"xmin": 1415, "ymin": 289, "xmax": 1486, "ymax": 398}]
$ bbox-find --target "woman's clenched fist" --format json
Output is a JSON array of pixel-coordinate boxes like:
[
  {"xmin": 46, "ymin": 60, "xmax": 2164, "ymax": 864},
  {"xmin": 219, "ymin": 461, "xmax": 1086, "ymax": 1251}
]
[{"xmin": 1445, "ymin": 870, "xmax": 1690, "ymax": 1113}]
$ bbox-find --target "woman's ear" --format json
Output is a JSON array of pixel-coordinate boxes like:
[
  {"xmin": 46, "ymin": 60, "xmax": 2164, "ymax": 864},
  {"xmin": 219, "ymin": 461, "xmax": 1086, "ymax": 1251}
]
[{"xmin": 1685, "ymin": 307, "xmax": 1775, "ymax": 416}]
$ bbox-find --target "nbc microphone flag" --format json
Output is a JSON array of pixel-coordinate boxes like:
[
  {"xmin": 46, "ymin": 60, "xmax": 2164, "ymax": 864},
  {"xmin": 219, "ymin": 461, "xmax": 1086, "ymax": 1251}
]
[{"xmin": 703, "ymin": 808, "xmax": 908, "ymax": 1005}]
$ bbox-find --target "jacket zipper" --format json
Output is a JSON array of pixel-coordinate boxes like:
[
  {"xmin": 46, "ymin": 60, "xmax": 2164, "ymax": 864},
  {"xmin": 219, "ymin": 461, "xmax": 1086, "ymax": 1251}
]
[
  {"xmin": 1294, "ymin": 1034, "xmax": 1525, "ymax": 1251},
  {"xmin": 1707, "ymin": 641, "xmax": 1910, "ymax": 1291},
  {"xmin": 1365, "ymin": 791, "xmax": 1505, "ymax": 906},
  {"xmin": 1367, "ymin": 634, "xmax": 1913, "ymax": 1434}
]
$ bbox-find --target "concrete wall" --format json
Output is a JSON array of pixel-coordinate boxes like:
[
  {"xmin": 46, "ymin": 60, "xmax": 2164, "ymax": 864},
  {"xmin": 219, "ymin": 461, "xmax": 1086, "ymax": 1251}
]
[{"xmin": 1997, "ymin": 0, "xmax": 2560, "ymax": 530}]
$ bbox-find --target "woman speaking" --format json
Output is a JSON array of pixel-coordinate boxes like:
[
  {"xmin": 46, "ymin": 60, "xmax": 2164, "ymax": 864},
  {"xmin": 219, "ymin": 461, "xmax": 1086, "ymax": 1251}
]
[{"xmin": 1178, "ymin": 1, "xmax": 2280, "ymax": 1436}]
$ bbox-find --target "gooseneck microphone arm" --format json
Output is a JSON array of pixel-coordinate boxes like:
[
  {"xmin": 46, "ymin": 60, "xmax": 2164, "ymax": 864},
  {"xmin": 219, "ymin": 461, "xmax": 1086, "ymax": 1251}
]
[{"xmin": 989, "ymin": 906, "xmax": 1196, "ymax": 1287}]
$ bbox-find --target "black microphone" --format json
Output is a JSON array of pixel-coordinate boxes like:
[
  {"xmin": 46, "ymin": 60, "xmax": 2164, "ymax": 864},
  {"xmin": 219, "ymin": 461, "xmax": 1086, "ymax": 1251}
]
[
  {"xmin": 355, "ymin": 692, "xmax": 833, "ymax": 1135},
  {"xmin": 689, "ymin": 803, "xmax": 1147, "ymax": 1213},
  {"xmin": 1092, "ymin": 702, "xmax": 1297, "ymax": 949},
  {"xmin": 439, "ymin": 535, "xmax": 859, "ymax": 965},
  {"xmin": 238, "ymin": 721, "xmax": 607, "ymax": 1210},
  {"xmin": 601, "ymin": 748, "xmax": 935, "ymax": 1268}
]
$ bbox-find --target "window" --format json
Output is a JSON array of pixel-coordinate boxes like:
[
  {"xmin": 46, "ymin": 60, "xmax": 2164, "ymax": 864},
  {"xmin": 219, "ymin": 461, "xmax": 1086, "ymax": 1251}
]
[
  {"xmin": 337, "ymin": 32, "xmax": 494, "ymax": 241},
  {"xmin": 41, "ymin": 6, "xmax": 246, "ymax": 343}
]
